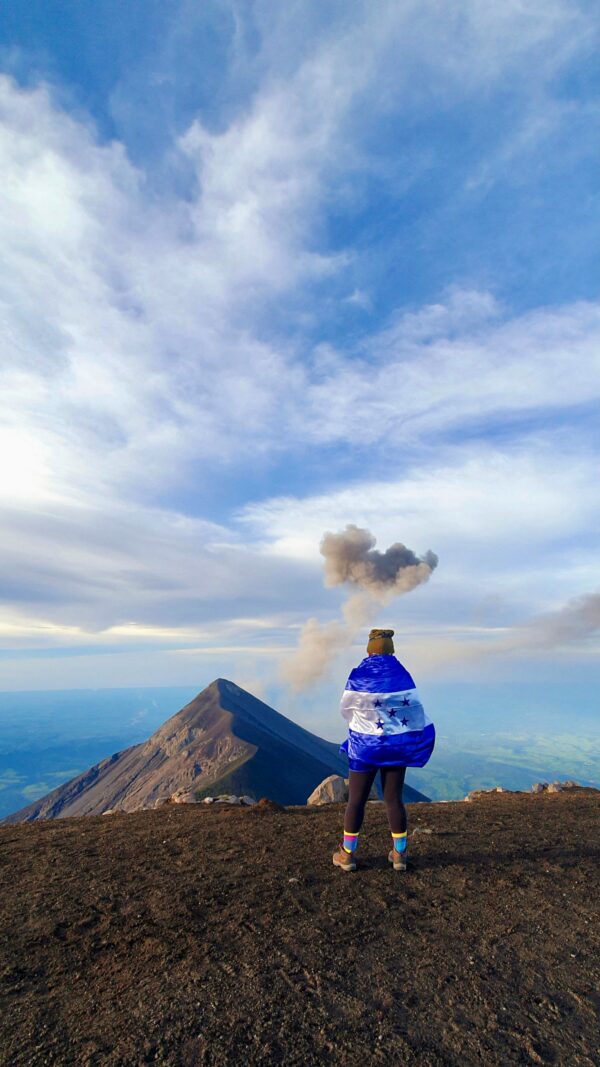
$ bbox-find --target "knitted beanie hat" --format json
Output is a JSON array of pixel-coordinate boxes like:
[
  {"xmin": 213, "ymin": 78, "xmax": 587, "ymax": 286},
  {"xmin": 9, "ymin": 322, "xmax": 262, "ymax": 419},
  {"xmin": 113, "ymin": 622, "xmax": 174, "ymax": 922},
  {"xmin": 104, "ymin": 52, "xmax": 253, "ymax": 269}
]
[{"xmin": 367, "ymin": 628, "xmax": 395, "ymax": 655}]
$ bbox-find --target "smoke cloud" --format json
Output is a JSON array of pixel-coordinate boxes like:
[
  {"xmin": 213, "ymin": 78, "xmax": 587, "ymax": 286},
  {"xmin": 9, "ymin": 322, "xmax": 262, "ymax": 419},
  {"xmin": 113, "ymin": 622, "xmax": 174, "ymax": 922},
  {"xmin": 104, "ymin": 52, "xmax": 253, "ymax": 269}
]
[
  {"xmin": 511, "ymin": 591, "xmax": 600, "ymax": 650},
  {"xmin": 280, "ymin": 618, "xmax": 350, "ymax": 691},
  {"xmin": 321, "ymin": 524, "xmax": 438, "ymax": 597},
  {"xmin": 281, "ymin": 525, "xmax": 438, "ymax": 691}
]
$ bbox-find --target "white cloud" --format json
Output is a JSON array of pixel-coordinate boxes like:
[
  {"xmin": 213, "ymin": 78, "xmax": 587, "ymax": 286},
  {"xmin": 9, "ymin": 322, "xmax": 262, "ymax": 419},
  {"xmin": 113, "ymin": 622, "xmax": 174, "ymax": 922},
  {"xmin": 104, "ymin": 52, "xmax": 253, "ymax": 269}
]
[
  {"xmin": 240, "ymin": 437, "xmax": 599, "ymax": 620},
  {"xmin": 243, "ymin": 1, "xmax": 589, "ymax": 111},
  {"xmin": 0, "ymin": 74, "xmax": 301, "ymax": 509},
  {"xmin": 0, "ymin": 491, "xmax": 327, "ymax": 639},
  {"xmin": 295, "ymin": 295, "xmax": 600, "ymax": 447},
  {"xmin": 1, "ymin": 0, "xmax": 595, "ymax": 504},
  {"xmin": 0, "ymin": 0, "xmax": 597, "ymax": 688},
  {"xmin": 466, "ymin": 97, "xmax": 599, "ymax": 193}
]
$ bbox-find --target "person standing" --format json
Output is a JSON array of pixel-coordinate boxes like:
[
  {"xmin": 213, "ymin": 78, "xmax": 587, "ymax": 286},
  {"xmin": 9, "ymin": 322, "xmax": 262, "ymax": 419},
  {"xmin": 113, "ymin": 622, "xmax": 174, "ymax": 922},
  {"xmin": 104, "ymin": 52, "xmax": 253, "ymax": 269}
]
[{"xmin": 333, "ymin": 628, "xmax": 435, "ymax": 872}]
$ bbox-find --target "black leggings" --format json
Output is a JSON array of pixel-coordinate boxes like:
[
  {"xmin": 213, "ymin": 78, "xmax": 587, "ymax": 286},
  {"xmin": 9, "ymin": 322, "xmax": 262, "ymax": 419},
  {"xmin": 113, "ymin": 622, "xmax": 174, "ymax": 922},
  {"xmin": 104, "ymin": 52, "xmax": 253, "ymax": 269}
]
[{"xmin": 344, "ymin": 766, "xmax": 407, "ymax": 835}]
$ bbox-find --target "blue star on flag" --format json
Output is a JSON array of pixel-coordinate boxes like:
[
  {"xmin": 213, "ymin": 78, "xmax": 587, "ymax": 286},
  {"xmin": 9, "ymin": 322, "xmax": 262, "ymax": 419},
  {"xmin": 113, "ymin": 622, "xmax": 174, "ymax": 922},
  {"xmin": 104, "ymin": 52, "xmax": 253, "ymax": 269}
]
[
  {"xmin": 376, "ymin": 718, "xmax": 385, "ymax": 730},
  {"xmin": 400, "ymin": 716, "xmax": 409, "ymax": 726},
  {"xmin": 374, "ymin": 699, "xmax": 382, "ymax": 707},
  {"xmin": 401, "ymin": 696, "xmax": 410, "ymax": 706}
]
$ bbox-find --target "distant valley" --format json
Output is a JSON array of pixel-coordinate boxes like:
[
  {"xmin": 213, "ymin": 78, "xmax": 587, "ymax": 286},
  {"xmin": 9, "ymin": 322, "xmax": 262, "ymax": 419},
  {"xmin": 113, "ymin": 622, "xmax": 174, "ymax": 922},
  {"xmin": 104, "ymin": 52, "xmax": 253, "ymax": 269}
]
[{"xmin": 415, "ymin": 731, "xmax": 600, "ymax": 800}]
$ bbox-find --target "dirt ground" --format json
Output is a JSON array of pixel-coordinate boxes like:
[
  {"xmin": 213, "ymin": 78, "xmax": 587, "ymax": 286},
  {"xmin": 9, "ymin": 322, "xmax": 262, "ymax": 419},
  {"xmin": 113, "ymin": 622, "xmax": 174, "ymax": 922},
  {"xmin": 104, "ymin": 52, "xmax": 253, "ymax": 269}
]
[{"xmin": 0, "ymin": 790, "xmax": 599, "ymax": 1066}]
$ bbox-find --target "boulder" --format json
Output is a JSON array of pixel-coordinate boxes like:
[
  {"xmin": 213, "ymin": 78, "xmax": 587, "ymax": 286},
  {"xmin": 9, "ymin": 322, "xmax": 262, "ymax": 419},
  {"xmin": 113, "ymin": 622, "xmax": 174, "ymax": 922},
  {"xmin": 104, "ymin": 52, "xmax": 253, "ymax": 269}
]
[
  {"xmin": 307, "ymin": 775, "xmax": 348, "ymax": 805},
  {"xmin": 464, "ymin": 786, "xmax": 510, "ymax": 801},
  {"xmin": 531, "ymin": 780, "xmax": 580, "ymax": 794},
  {"xmin": 251, "ymin": 798, "xmax": 286, "ymax": 812},
  {"xmin": 306, "ymin": 774, "xmax": 378, "ymax": 806},
  {"xmin": 310, "ymin": 775, "xmax": 347, "ymax": 805},
  {"xmin": 202, "ymin": 796, "xmax": 215, "ymax": 804},
  {"xmin": 239, "ymin": 796, "xmax": 256, "ymax": 806},
  {"xmin": 170, "ymin": 791, "xmax": 197, "ymax": 804},
  {"xmin": 215, "ymin": 794, "xmax": 242, "ymax": 805}
]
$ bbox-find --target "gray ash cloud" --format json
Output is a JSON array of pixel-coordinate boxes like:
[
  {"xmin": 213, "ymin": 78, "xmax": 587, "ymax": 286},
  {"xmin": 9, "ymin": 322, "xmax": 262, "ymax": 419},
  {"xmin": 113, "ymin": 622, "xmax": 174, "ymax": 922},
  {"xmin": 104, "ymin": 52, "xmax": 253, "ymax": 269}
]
[
  {"xmin": 282, "ymin": 525, "xmax": 439, "ymax": 690},
  {"xmin": 320, "ymin": 524, "xmax": 438, "ymax": 596}
]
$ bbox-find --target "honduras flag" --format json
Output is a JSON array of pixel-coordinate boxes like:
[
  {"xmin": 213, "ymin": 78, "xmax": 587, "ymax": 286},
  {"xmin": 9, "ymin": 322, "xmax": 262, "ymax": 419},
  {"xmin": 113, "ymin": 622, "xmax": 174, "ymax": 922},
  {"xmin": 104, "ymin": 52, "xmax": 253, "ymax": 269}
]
[{"xmin": 339, "ymin": 654, "xmax": 435, "ymax": 770}]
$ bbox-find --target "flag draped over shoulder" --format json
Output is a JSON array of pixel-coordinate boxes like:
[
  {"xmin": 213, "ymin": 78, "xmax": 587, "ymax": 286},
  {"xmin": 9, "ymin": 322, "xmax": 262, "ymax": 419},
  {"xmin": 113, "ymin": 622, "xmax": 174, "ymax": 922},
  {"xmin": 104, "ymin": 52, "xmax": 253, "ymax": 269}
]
[{"xmin": 339, "ymin": 654, "xmax": 435, "ymax": 769}]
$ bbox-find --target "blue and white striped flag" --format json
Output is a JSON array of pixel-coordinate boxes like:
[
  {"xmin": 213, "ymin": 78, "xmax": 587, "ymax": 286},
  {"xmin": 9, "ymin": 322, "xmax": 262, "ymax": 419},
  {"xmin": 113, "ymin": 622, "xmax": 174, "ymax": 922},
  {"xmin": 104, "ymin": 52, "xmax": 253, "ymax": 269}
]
[{"xmin": 339, "ymin": 654, "xmax": 435, "ymax": 769}]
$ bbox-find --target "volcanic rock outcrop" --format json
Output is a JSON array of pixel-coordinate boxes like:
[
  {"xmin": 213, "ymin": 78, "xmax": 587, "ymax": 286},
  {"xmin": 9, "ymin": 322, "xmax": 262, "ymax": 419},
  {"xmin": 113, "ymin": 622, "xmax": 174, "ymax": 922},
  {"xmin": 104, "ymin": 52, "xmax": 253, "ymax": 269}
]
[
  {"xmin": 307, "ymin": 774, "xmax": 378, "ymax": 805},
  {"xmin": 3, "ymin": 679, "xmax": 431, "ymax": 822}
]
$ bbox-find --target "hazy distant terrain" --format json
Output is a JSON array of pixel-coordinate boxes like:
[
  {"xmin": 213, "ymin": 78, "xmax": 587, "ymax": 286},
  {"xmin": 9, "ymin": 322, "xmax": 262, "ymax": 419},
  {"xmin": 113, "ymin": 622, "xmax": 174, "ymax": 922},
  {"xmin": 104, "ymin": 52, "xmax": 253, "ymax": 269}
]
[
  {"xmin": 0, "ymin": 688, "xmax": 196, "ymax": 820},
  {"xmin": 0, "ymin": 684, "xmax": 599, "ymax": 818},
  {"xmin": 416, "ymin": 732, "xmax": 600, "ymax": 800}
]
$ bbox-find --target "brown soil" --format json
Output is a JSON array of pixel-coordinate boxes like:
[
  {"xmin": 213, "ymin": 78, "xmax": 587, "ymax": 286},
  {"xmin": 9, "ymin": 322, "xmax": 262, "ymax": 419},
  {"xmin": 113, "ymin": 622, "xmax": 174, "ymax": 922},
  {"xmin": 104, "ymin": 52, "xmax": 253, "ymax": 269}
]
[{"xmin": 1, "ymin": 791, "xmax": 599, "ymax": 1066}]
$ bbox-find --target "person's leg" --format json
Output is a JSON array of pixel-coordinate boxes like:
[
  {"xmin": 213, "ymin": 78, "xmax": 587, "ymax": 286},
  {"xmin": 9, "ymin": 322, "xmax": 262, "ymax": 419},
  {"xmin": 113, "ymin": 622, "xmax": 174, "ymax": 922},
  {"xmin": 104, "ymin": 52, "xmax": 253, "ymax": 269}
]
[
  {"xmin": 342, "ymin": 768, "xmax": 378, "ymax": 852},
  {"xmin": 381, "ymin": 766, "xmax": 408, "ymax": 854}
]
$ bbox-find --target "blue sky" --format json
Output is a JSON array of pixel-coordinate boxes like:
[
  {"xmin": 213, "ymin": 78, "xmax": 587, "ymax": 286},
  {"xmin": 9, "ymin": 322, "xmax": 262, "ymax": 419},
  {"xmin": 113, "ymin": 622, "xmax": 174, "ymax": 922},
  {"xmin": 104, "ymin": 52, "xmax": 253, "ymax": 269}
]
[{"xmin": 0, "ymin": 1, "xmax": 598, "ymax": 723}]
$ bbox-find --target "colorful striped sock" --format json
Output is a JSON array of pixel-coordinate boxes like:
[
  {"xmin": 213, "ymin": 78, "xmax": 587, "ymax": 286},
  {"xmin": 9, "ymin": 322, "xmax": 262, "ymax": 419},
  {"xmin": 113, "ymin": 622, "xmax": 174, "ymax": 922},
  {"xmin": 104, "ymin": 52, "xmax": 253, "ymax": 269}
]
[
  {"xmin": 392, "ymin": 831, "xmax": 408, "ymax": 853},
  {"xmin": 343, "ymin": 831, "xmax": 360, "ymax": 853}
]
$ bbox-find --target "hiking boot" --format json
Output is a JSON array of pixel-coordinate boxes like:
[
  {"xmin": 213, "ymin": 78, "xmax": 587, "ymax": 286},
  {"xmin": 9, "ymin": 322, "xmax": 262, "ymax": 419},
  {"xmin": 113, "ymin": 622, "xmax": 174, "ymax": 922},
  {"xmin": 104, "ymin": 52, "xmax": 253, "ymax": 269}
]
[
  {"xmin": 332, "ymin": 844, "xmax": 357, "ymax": 872},
  {"xmin": 388, "ymin": 848, "xmax": 408, "ymax": 872}
]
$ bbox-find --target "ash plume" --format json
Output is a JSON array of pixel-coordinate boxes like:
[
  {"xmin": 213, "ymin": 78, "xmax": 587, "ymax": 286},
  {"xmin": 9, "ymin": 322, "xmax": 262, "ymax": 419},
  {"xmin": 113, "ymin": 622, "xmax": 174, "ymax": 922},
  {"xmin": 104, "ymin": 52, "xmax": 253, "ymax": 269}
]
[
  {"xmin": 281, "ymin": 618, "xmax": 349, "ymax": 691},
  {"xmin": 282, "ymin": 525, "xmax": 438, "ymax": 691},
  {"xmin": 321, "ymin": 524, "xmax": 438, "ymax": 598},
  {"xmin": 512, "ymin": 591, "xmax": 600, "ymax": 650}
]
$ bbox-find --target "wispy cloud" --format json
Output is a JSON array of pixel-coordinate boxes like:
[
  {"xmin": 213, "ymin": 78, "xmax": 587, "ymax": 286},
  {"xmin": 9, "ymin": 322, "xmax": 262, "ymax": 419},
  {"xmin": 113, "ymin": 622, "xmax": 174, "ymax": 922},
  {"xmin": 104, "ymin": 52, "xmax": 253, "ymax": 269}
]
[
  {"xmin": 296, "ymin": 294, "xmax": 600, "ymax": 448},
  {"xmin": 240, "ymin": 437, "xmax": 598, "ymax": 577},
  {"xmin": 0, "ymin": 0, "xmax": 597, "ymax": 690}
]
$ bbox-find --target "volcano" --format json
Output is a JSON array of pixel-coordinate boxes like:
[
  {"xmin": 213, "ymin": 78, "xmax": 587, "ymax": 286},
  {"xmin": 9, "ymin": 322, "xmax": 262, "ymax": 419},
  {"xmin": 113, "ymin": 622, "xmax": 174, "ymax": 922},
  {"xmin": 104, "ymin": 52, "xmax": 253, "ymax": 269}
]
[{"xmin": 3, "ymin": 679, "xmax": 431, "ymax": 821}]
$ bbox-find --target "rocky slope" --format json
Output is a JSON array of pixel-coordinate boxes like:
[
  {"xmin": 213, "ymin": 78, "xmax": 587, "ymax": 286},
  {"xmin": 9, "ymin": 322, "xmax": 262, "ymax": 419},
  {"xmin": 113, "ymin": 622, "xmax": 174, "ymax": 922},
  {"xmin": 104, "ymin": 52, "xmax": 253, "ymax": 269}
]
[
  {"xmin": 0, "ymin": 789, "xmax": 598, "ymax": 1066},
  {"xmin": 3, "ymin": 679, "xmax": 430, "ymax": 821}
]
